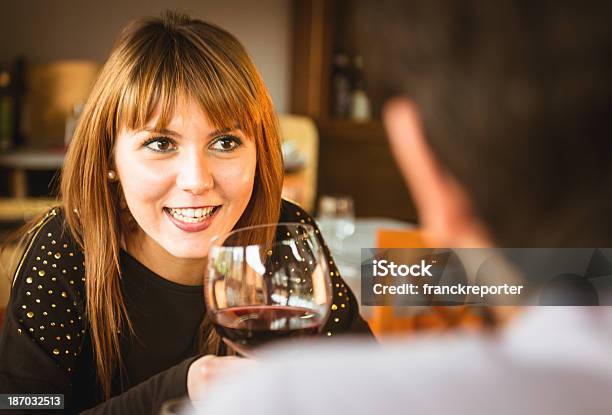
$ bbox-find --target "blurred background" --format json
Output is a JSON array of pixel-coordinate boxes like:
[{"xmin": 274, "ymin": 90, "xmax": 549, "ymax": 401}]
[{"xmin": 1, "ymin": 0, "xmax": 424, "ymax": 333}]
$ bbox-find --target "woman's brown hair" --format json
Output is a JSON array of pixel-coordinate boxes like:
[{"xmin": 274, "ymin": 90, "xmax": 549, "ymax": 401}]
[{"xmin": 60, "ymin": 11, "xmax": 283, "ymax": 398}]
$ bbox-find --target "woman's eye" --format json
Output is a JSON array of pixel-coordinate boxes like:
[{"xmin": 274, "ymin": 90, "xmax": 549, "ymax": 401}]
[
  {"xmin": 210, "ymin": 135, "xmax": 242, "ymax": 152},
  {"xmin": 144, "ymin": 137, "xmax": 176, "ymax": 153}
]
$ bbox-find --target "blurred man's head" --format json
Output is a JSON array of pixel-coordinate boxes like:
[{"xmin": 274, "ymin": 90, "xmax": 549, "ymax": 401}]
[{"xmin": 357, "ymin": 0, "xmax": 612, "ymax": 247}]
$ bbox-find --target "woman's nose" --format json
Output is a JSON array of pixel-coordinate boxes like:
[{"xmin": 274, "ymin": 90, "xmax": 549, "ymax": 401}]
[{"xmin": 175, "ymin": 150, "xmax": 214, "ymax": 195}]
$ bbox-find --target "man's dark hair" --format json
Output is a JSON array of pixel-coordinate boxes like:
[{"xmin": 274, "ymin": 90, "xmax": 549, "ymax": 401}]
[{"xmin": 355, "ymin": 0, "xmax": 612, "ymax": 246}]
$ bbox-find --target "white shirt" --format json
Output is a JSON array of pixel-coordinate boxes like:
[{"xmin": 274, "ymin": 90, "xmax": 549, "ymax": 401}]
[{"xmin": 191, "ymin": 308, "xmax": 612, "ymax": 415}]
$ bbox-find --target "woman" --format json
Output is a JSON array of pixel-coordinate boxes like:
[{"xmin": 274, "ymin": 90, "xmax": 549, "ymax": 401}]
[{"xmin": 0, "ymin": 12, "xmax": 371, "ymax": 413}]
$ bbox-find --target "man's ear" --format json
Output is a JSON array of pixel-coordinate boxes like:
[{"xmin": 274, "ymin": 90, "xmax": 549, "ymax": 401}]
[{"xmin": 382, "ymin": 98, "xmax": 490, "ymax": 247}]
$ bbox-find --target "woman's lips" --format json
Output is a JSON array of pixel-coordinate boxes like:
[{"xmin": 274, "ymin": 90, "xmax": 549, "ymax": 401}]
[{"xmin": 163, "ymin": 206, "xmax": 221, "ymax": 233}]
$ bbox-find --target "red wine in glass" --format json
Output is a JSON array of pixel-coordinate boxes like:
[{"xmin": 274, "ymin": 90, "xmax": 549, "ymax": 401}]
[{"xmin": 213, "ymin": 305, "xmax": 323, "ymax": 354}]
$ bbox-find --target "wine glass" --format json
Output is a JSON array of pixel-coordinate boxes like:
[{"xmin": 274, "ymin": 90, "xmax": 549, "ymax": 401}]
[
  {"xmin": 204, "ymin": 222, "xmax": 333, "ymax": 356},
  {"xmin": 317, "ymin": 195, "xmax": 356, "ymax": 254}
]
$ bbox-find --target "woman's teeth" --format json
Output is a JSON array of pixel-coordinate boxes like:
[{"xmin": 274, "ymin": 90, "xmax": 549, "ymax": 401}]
[{"xmin": 167, "ymin": 207, "xmax": 216, "ymax": 223}]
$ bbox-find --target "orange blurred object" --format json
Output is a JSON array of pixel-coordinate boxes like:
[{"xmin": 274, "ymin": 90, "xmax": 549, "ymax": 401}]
[{"xmin": 367, "ymin": 229, "xmax": 501, "ymax": 338}]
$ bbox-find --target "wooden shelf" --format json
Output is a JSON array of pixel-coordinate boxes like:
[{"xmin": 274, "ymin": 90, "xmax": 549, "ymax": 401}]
[
  {"xmin": 317, "ymin": 119, "xmax": 386, "ymax": 141},
  {"xmin": 291, "ymin": 0, "xmax": 417, "ymax": 222}
]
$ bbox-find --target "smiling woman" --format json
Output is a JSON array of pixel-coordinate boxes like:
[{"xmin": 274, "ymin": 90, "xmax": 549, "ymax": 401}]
[{"xmin": 0, "ymin": 11, "xmax": 372, "ymax": 414}]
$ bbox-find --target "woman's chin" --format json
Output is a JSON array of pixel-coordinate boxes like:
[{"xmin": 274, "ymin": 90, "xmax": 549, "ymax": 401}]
[{"xmin": 162, "ymin": 241, "xmax": 211, "ymax": 260}]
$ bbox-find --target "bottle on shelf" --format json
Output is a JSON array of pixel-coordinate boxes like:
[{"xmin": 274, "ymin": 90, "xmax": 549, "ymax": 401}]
[
  {"xmin": 12, "ymin": 57, "xmax": 27, "ymax": 148},
  {"xmin": 0, "ymin": 57, "xmax": 27, "ymax": 152},
  {"xmin": 349, "ymin": 55, "xmax": 372, "ymax": 121},
  {"xmin": 331, "ymin": 53, "xmax": 352, "ymax": 119},
  {"xmin": 0, "ymin": 68, "xmax": 13, "ymax": 152}
]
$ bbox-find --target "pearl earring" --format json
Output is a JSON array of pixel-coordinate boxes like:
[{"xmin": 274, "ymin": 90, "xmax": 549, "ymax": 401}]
[{"xmin": 107, "ymin": 170, "xmax": 117, "ymax": 181}]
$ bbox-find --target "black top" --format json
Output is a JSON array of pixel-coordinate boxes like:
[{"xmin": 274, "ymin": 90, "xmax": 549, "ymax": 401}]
[{"xmin": 0, "ymin": 200, "xmax": 371, "ymax": 413}]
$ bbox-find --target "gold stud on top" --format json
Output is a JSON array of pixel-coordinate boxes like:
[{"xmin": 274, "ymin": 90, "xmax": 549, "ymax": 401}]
[
  {"xmin": 38, "ymin": 270, "xmax": 45, "ymax": 277},
  {"xmin": 26, "ymin": 311, "xmax": 34, "ymax": 318},
  {"xmin": 52, "ymin": 348, "xmax": 60, "ymax": 355},
  {"xmin": 61, "ymin": 292, "xmax": 68, "ymax": 298},
  {"xmin": 54, "ymin": 252, "xmax": 61, "ymax": 259},
  {"xmin": 26, "ymin": 277, "xmax": 33, "ymax": 284}
]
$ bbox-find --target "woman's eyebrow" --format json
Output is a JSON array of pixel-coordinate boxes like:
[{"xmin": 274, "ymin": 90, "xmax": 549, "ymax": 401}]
[
  {"xmin": 140, "ymin": 125, "xmax": 241, "ymax": 137},
  {"xmin": 208, "ymin": 125, "xmax": 242, "ymax": 137},
  {"xmin": 143, "ymin": 127, "xmax": 180, "ymax": 136}
]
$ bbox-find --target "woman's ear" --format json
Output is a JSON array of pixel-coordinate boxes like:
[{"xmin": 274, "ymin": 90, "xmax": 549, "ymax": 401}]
[{"xmin": 382, "ymin": 98, "xmax": 490, "ymax": 247}]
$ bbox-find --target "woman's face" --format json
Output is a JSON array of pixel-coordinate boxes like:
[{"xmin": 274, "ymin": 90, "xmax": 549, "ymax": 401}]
[{"xmin": 113, "ymin": 98, "xmax": 257, "ymax": 259}]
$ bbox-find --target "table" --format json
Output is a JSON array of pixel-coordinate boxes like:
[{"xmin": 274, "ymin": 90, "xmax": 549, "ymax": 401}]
[{"xmin": 0, "ymin": 147, "xmax": 65, "ymax": 197}]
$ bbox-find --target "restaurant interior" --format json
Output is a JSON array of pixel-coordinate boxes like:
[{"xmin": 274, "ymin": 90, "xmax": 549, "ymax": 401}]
[{"xmin": 0, "ymin": 0, "xmax": 518, "ymax": 341}]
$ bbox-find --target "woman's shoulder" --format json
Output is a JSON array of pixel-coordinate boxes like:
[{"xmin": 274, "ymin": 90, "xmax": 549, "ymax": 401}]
[
  {"xmin": 22, "ymin": 206, "xmax": 80, "ymax": 247},
  {"xmin": 13, "ymin": 205, "xmax": 84, "ymax": 285},
  {"xmin": 15, "ymin": 206, "xmax": 83, "ymax": 276},
  {"xmin": 279, "ymin": 199, "xmax": 316, "ymax": 225}
]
